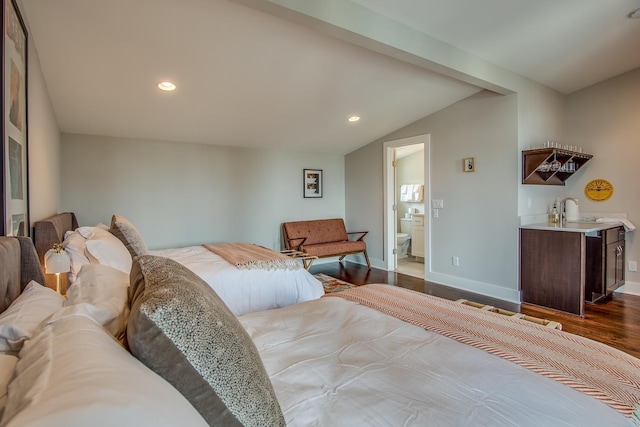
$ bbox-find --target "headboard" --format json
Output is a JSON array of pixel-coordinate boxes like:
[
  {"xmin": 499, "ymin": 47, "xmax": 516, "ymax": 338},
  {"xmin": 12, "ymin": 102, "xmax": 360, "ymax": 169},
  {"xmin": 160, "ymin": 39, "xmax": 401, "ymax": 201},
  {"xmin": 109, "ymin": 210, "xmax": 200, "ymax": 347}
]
[
  {"xmin": 33, "ymin": 212, "xmax": 79, "ymax": 264},
  {"xmin": 0, "ymin": 236, "xmax": 46, "ymax": 312}
]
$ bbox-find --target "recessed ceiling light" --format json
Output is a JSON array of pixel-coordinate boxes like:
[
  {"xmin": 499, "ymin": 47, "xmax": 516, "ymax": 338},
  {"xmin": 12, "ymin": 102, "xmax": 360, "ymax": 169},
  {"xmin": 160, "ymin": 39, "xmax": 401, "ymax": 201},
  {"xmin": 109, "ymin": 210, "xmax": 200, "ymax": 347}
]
[
  {"xmin": 629, "ymin": 7, "xmax": 640, "ymax": 18},
  {"xmin": 348, "ymin": 115, "xmax": 360, "ymax": 123},
  {"xmin": 157, "ymin": 81, "xmax": 176, "ymax": 91}
]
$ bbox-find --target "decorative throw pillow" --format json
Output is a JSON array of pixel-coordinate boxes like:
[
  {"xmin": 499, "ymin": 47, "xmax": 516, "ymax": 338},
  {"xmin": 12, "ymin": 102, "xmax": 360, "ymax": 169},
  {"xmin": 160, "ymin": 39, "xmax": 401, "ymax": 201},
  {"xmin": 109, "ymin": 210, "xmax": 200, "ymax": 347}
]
[
  {"xmin": 109, "ymin": 215, "xmax": 148, "ymax": 258},
  {"xmin": 0, "ymin": 281, "xmax": 64, "ymax": 354},
  {"xmin": 127, "ymin": 255, "xmax": 285, "ymax": 427}
]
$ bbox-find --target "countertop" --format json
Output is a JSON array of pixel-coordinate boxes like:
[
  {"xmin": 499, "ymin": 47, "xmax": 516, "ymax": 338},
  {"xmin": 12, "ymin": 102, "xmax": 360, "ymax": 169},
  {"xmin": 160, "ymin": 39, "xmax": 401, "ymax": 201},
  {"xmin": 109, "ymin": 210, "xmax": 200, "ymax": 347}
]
[{"xmin": 520, "ymin": 220, "xmax": 623, "ymax": 234}]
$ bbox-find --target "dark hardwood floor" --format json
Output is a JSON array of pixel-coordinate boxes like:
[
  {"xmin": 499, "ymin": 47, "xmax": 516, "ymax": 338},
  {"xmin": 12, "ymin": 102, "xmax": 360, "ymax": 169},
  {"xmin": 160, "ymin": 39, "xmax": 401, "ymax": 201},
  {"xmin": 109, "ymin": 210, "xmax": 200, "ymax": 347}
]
[{"xmin": 309, "ymin": 261, "xmax": 640, "ymax": 359}]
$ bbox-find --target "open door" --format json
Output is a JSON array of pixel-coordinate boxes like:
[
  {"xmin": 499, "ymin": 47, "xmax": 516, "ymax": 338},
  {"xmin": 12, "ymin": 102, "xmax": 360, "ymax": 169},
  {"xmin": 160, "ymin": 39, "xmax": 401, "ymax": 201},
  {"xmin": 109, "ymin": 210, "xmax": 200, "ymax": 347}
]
[{"xmin": 383, "ymin": 135, "xmax": 430, "ymax": 277}]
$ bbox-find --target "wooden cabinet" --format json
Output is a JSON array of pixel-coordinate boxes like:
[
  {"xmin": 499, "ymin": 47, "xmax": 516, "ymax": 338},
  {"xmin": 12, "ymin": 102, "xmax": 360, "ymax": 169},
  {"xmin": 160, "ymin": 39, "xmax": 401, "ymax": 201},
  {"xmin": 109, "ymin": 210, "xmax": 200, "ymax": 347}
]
[
  {"xmin": 607, "ymin": 229, "xmax": 626, "ymax": 291},
  {"xmin": 522, "ymin": 148, "xmax": 592, "ymax": 185},
  {"xmin": 585, "ymin": 226, "xmax": 625, "ymax": 302},
  {"xmin": 520, "ymin": 225, "xmax": 625, "ymax": 316},
  {"xmin": 411, "ymin": 215, "xmax": 424, "ymax": 259},
  {"xmin": 520, "ymin": 229, "xmax": 585, "ymax": 316}
]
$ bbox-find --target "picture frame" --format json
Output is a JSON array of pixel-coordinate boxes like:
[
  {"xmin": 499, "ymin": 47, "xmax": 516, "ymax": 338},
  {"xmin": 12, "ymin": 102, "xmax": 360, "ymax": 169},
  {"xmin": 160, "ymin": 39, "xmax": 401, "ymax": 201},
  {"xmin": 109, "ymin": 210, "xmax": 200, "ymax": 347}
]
[
  {"xmin": 1, "ymin": 0, "xmax": 29, "ymax": 236},
  {"xmin": 463, "ymin": 157, "xmax": 475, "ymax": 172},
  {"xmin": 303, "ymin": 169, "xmax": 323, "ymax": 198}
]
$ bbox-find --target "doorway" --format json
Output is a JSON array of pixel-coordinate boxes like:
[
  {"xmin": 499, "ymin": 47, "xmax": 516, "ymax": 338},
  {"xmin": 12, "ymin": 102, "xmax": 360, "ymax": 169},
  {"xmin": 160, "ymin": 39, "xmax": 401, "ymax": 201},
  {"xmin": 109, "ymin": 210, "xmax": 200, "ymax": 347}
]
[{"xmin": 383, "ymin": 135, "xmax": 430, "ymax": 278}]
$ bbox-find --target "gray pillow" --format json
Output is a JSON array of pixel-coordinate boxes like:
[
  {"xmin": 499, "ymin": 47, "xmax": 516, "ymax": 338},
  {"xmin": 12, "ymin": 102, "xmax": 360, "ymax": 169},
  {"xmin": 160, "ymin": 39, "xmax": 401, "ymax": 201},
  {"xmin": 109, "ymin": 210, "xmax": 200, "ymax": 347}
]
[
  {"xmin": 126, "ymin": 255, "xmax": 285, "ymax": 427},
  {"xmin": 109, "ymin": 214, "xmax": 149, "ymax": 258}
]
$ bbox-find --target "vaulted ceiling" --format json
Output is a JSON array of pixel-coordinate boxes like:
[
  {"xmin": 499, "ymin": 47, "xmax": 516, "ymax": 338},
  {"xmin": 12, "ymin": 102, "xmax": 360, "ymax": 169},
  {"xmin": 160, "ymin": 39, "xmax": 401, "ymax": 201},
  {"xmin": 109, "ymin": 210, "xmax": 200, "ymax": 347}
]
[{"xmin": 21, "ymin": 0, "xmax": 640, "ymax": 154}]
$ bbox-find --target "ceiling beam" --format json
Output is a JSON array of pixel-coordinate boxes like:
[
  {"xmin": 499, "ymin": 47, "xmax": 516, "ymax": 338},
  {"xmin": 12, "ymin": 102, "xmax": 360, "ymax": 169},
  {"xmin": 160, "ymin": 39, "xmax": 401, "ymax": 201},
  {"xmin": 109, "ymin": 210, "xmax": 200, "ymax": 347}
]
[{"xmin": 231, "ymin": 0, "xmax": 522, "ymax": 95}]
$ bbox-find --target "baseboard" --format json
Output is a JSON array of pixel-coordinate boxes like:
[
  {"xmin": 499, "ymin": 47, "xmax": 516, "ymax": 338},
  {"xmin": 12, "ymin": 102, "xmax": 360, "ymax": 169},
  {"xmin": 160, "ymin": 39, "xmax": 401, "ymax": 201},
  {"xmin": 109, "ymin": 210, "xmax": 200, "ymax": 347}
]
[
  {"xmin": 425, "ymin": 271, "xmax": 521, "ymax": 304},
  {"xmin": 614, "ymin": 281, "xmax": 640, "ymax": 296},
  {"xmin": 359, "ymin": 258, "xmax": 519, "ymax": 303},
  {"xmin": 332, "ymin": 254, "xmax": 388, "ymax": 270}
]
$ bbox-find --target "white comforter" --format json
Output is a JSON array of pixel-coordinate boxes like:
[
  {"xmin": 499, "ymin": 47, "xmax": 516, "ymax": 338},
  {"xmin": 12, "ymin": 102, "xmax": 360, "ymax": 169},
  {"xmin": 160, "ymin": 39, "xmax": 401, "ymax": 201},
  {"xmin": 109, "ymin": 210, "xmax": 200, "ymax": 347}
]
[
  {"xmin": 151, "ymin": 245, "xmax": 324, "ymax": 316},
  {"xmin": 239, "ymin": 295, "xmax": 630, "ymax": 427}
]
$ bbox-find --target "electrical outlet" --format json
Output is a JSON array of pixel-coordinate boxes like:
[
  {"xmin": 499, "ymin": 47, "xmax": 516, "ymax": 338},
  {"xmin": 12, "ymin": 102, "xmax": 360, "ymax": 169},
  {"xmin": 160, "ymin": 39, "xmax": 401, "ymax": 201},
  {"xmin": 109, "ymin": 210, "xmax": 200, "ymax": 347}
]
[
  {"xmin": 629, "ymin": 261, "xmax": 638, "ymax": 272},
  {"xmin": 432, "ymin": 209, "xmax": 438, "ymax": 218},
  {"xmin": 452, "ymin": 256, "xmax": 459, "ymax": 266}
]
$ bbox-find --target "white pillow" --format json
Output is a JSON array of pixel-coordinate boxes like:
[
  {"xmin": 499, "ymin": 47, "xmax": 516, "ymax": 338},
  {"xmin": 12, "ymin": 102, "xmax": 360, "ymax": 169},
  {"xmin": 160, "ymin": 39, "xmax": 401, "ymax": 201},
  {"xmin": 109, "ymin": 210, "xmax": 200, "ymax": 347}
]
[
  {"xmin": 0, "ymin": 282, "xmax": 64, "ymax": 355},
  {"xmin": 1, "ymin": 315, "xmax": 208, "ymax": 427},
  {"xmin": 0, "ymin": 354, "xmax": 18, "ymax": 417},
  {"xmin": 84, "ymin": 228, "xmax": 132, "ymax": 274},
  {"xmin": 75, "ymin": 223, "xmax": 109, "ymax": 239},
  {"xmin": 62, "ymin": 231, "xmax": 90, "ymax": 283},
  {"xmin": 63, "ymin": 264, "xmax": 130, "ymax": 338}
]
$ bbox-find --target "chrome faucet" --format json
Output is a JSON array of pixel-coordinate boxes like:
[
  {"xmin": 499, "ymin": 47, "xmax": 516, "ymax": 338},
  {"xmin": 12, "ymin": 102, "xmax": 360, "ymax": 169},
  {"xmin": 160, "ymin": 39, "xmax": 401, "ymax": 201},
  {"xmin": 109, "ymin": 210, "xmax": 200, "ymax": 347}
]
[{"xmin": 559, "ymin": 197, "xmax": 579, "ymax": 224}]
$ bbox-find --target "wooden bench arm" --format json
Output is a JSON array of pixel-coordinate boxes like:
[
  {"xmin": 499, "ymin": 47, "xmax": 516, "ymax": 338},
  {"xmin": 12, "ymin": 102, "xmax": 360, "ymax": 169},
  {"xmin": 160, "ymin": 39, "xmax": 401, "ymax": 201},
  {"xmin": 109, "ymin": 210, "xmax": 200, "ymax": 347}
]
[
  {"xmin": 347, "ymin": 231, "xmax": 368, "ymax": 241},
  {"xmin": 286, "ymin": 236, "xmax": 308, "ymax": 250}
]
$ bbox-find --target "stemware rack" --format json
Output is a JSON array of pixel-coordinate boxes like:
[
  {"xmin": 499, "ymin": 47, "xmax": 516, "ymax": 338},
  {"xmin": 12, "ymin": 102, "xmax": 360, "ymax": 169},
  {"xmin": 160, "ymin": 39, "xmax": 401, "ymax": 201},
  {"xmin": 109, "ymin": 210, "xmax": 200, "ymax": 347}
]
[{"xmin": 522, "ymin": 148, "xmax": 593, "ymax": 185}]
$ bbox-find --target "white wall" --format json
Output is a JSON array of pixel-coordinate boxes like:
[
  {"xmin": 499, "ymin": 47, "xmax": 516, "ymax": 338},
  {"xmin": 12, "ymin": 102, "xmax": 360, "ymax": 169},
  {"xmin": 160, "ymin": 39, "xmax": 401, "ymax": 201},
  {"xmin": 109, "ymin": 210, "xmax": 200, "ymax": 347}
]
[
  {"xmin": 565, "ymin": 68, "xmax": 640, "ymax": 285},
  {"xmin": 347, "ymin": 90, "xmax": 520, "ymax": 301},
  {"xmin": 25, "ymin": 15, "xmax": 62, "ymax": 228},
  {"xmin": 61, "ymin": 134, "xmax": 345, "ymax": 250},
  {"xmin": 516, "ymin": 82, "xmax": 568, "ymax": 217},
  {"xmin": 344, "ymin": 134, "xmax": 384, "ymax": 266}
]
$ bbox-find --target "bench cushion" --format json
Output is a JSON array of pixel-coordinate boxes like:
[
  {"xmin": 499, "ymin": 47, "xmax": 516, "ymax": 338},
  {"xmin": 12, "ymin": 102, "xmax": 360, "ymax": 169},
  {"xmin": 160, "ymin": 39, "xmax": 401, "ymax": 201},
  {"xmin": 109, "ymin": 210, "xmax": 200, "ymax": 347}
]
[
  {"xmin": 301, "ymin": 241, "xmax": 366, "ymax": 258},
  {"xmin": 283, "ymin": 219, "xmax": 348, "ymax": 246}
]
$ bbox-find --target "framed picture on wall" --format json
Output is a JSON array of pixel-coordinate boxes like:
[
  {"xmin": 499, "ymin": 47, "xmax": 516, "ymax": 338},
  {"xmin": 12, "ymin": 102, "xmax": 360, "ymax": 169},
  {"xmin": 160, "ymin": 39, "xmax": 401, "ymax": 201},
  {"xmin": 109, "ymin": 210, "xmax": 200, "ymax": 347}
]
[
  {"xmin": 463, "ymin": 157, "xmax": 475, "ymax": 172},
  {"xmin": 303, "ymin": 169, "xmax": 323, "ymax": 198},
  {"xmin": 1, "ymin": 0, "xmax": 29, "ymax": 236}
]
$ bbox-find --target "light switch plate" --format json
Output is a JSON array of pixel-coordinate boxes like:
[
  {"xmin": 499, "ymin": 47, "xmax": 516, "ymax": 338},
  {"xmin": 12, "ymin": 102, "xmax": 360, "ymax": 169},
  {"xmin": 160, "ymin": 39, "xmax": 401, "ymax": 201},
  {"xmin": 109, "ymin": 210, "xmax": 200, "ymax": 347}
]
[{"xmin": 432, "ymin": 199, "xmax": 444, "ymax": 209}]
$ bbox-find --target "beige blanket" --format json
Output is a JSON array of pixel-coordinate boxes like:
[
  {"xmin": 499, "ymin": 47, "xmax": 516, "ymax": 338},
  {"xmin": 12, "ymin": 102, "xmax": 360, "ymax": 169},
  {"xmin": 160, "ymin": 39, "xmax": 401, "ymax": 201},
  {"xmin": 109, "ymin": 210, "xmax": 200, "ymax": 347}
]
[
  {"xmin": 327, "ymin": 284, "xmax": 640, "ymax": 423},
  {"xmin": 203, "ymin": 243, "xmax": 301, "ymax": 271}
]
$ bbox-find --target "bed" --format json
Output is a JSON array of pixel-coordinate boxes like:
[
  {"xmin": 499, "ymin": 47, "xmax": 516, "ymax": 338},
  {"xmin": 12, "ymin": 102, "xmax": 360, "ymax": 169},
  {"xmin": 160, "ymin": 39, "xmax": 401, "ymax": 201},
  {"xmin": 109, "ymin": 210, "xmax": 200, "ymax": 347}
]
[
  {"xmin": 32, "ymin": 212, "xmax": 324, "ymax": 315},
  {"xmin": 1, "ymin": 238, "xmax": 639, "ymax": 426},
  {"xmin": 243, "ymin": 288, "xmax": 640, "ymax": 426}
]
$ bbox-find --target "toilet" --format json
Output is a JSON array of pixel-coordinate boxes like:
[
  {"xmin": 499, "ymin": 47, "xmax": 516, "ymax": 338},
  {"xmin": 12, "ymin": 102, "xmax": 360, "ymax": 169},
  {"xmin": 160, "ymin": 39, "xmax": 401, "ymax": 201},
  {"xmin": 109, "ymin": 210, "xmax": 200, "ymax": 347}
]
[{"xmin": 397, "ymin": 218, "xmax": 413, "ymax": 258}]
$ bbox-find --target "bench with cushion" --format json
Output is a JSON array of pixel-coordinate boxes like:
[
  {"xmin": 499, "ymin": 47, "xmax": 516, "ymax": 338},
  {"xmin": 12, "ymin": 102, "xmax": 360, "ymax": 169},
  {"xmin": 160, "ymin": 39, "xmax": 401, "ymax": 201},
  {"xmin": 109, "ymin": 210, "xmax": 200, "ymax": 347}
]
[{"xmin": 282, "ymin": 218, "xmax": 370, "ymax": 269}]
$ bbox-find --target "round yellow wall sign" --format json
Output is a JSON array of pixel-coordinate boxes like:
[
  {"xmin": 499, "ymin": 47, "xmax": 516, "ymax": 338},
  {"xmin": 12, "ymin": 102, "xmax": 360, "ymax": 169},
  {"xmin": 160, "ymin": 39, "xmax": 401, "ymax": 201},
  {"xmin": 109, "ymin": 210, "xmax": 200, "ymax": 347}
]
[{"xmin": 584, "ymin": 179, "xmax": 614, "ymax": 201}]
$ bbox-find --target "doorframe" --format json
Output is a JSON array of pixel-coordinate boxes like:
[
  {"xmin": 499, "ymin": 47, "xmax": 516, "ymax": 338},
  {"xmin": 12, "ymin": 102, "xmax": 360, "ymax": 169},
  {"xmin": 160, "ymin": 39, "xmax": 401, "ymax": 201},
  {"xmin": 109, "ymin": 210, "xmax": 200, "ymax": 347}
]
[{"xmin": 383, "ymin": 134, "xmax": 431, "ymax": 273}]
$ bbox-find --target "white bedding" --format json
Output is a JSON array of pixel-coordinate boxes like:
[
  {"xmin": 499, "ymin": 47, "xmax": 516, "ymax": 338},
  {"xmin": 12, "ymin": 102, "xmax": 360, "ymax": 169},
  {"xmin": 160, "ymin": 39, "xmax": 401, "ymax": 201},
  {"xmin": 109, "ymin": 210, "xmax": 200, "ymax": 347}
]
[
  {"xmin": 151, "ymin": 245, "xmax": 324, "ymax": 316},
  {"xmin": 63, "ymin": 224, "xmax": 324, "ymax": 316},
  {"xmin": 239, "ymin": 295, "xmax": 630, "ymax": 427}
]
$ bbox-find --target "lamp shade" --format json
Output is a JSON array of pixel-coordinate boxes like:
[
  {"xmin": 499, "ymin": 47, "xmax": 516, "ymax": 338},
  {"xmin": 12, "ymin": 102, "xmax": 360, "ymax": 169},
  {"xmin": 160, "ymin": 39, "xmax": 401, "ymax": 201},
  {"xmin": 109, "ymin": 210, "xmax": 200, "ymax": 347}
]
[{"xmin": 44, "ymin": 249, "xmax": 71, "ymax": 274}]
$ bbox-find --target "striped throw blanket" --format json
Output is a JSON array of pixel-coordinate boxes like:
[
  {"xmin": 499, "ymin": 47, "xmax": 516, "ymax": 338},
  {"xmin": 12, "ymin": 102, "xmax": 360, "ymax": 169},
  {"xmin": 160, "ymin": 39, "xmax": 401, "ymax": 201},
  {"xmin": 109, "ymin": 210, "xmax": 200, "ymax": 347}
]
[
  {"xmin": 203, "ymin": 243, "xmax": 301, "ymax": 271},
  {"xmin": 327, "ymin": 284, "xmax": 640, "ymax": 424}
]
